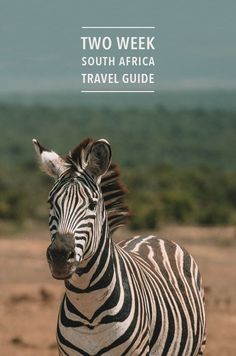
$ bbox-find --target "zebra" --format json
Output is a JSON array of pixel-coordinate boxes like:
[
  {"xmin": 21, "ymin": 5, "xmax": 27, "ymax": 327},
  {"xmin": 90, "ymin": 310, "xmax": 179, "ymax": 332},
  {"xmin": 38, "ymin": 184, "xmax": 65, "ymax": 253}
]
[{"xmin": 33, "ymin": 137, "xmax": 206, "ymax": 356}]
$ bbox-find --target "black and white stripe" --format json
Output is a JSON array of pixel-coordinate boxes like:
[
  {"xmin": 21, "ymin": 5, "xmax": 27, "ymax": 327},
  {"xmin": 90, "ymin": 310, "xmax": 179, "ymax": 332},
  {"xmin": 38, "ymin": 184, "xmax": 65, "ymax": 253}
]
[{"xmin": 34, "ymin": 137, "xmax": 206, "ymax": 355}]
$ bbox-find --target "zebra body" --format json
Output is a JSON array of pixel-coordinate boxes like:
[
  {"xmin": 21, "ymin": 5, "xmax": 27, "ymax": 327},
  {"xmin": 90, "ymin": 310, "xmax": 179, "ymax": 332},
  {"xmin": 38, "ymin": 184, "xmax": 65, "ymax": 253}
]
[{"xmin": 33, "ymin": 137, "xmax": 206, "ymax": 355}]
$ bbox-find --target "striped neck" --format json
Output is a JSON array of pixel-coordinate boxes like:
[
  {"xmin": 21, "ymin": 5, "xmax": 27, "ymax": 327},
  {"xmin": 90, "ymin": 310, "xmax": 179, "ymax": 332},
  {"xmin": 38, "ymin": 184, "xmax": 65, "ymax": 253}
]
[{"xmin": 64, "ymin": 220, "xmax": 118, "ymax": 320}]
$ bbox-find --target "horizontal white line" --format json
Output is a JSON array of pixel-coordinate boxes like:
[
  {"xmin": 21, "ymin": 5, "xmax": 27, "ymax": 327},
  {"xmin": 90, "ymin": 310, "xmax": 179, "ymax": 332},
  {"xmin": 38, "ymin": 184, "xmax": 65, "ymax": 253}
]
[
  {"xmin": 82, "ymin": 26, "xmax": 156, "ymax": 29},
  {"xmin": 81, "ymin": 90, "xmax": 155, "ymax": 93}
]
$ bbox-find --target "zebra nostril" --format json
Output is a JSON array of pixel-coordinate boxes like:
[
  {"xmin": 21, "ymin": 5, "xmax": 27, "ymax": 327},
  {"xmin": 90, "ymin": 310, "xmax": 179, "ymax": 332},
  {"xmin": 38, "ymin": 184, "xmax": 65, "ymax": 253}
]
[{"xmin": 67, "ymin": 250, "xmax": 75, "ymax": 262}]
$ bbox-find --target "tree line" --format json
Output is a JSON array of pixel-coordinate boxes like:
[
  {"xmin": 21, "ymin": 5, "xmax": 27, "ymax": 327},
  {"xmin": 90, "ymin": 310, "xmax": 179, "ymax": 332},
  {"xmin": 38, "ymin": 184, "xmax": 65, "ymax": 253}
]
[{"xmin": 0, "ymin": 103, "xmax": 235, "ymax": 228}]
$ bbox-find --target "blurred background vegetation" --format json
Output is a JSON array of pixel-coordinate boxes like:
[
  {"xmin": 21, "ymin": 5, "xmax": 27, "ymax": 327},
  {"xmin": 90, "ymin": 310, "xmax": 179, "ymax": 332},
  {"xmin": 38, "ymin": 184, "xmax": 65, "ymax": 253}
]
[{"xmin": 0, "ymin": 96, "xmax": 236, "ymax": 230}]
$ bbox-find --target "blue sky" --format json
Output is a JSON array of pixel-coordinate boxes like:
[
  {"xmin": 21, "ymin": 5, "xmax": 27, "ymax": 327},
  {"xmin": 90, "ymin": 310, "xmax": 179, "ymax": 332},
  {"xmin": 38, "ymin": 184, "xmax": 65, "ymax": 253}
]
[{"xmin": 0, "ymin": 0, "xmax": 236, "ymax": 92}]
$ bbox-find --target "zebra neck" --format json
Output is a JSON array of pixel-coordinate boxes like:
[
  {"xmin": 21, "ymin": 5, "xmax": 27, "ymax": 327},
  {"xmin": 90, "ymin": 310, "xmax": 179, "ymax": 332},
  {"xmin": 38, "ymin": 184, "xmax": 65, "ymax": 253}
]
[{"xmin": 64, "ymin": 223, "xmax": 119, "ymax": 319}]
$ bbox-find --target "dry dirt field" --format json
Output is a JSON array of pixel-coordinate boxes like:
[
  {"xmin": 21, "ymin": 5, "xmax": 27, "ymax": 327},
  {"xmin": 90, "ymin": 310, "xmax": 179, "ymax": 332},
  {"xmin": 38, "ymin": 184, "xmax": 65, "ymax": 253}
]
[{"xmin": 1, "ymin": 225, "xmax": 236, "ymax": 355}]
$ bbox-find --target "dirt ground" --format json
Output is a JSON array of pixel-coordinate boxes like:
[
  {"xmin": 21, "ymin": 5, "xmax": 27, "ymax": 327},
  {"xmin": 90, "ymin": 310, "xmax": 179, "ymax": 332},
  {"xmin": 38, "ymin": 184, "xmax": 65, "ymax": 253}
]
[{"xmin": 1, "ymin": 225, "xmax": 236, "ymax": 356}]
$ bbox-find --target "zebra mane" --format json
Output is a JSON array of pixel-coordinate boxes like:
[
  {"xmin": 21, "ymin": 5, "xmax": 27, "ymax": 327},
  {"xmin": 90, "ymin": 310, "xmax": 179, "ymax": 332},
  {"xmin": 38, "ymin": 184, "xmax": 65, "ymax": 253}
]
[
  {"xmin": 67, "ymin": 138, "xmax": 130, "ymax": 234},
  {"xmin": 101, "ymin": 163, "xmax": 130, "ymax": 233}
]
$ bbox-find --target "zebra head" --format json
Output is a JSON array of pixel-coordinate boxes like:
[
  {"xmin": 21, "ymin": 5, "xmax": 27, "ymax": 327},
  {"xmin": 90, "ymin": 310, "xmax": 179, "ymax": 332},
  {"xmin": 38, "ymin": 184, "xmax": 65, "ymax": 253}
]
[{"xmin": 33, "ymin": 138, "xmax": 111, "ymax": 280}]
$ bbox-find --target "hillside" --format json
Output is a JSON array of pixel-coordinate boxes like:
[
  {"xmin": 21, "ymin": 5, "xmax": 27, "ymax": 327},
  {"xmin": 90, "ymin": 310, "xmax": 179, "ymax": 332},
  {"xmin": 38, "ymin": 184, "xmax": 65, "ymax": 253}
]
[
  {"xmin": 1, "ymin": 104, "xmax": 236, "ymax": 170},
  {"xmin": 0, "ymin": 103, "xmax": 236, "ymax": 227}
]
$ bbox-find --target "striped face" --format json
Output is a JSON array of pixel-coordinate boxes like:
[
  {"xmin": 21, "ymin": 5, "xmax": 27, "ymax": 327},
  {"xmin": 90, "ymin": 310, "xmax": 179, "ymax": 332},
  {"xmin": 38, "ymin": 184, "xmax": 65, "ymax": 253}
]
[
  {"xmin": 32, "ymin": 138, "xmax": 112, "ymax": 280},
  {"xmin": 47, "ymin": 174, "xmax": 102, "ymax": 269}
]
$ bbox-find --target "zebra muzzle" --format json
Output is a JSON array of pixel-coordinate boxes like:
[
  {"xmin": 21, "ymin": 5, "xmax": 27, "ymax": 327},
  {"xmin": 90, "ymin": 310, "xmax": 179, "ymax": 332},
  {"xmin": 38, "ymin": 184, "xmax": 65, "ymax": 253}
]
[{"xmin": 46, "ymin": 233, "xmax": 76, "ymax": 279}]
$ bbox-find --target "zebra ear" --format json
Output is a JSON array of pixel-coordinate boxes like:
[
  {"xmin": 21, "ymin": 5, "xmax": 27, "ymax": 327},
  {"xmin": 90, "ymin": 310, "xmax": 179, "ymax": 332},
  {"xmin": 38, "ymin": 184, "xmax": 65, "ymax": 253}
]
[
  {"xmin": 86, "ymin": 139, "xmax": 111, "ymax": 181},
  {"xmin": 32, "ymin": 139, "xmax": 67, "ymax": 178}
]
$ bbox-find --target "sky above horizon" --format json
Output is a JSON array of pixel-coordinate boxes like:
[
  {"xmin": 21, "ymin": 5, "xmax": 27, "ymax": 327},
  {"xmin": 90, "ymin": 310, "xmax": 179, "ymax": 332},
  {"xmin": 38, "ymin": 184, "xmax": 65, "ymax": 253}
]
[{"xmin": 0, "ymin": 0, "xmax": 236, "ymax": 93}]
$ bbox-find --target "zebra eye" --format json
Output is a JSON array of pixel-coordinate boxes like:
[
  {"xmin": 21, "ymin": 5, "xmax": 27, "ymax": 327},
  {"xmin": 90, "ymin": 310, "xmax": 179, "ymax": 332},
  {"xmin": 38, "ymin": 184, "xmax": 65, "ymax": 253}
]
[{"xmin": 88, "ymin": 199, "xmax": 97, "ymax": 211}]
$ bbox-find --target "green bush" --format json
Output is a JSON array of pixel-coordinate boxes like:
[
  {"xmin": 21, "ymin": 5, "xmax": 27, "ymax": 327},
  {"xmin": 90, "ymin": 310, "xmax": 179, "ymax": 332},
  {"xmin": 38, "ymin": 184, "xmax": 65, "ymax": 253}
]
[{"xmin": 0, "ymin": 103, "xmax": 236, "ymax": 228}]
